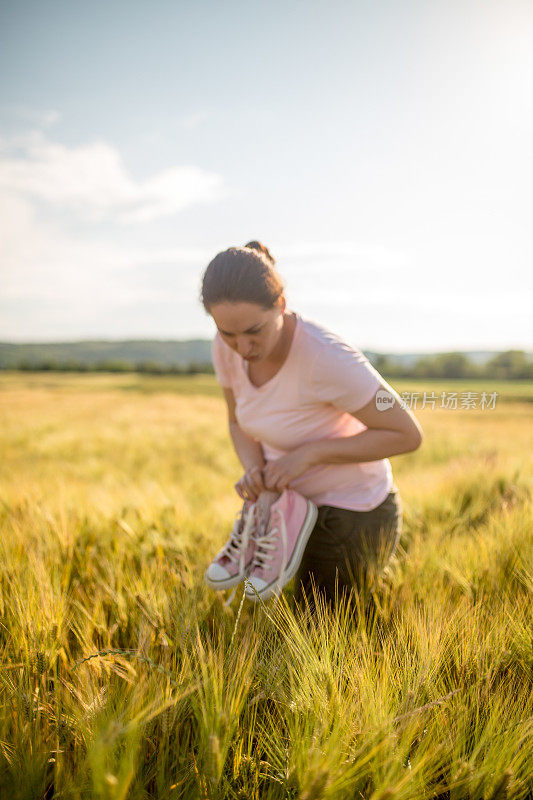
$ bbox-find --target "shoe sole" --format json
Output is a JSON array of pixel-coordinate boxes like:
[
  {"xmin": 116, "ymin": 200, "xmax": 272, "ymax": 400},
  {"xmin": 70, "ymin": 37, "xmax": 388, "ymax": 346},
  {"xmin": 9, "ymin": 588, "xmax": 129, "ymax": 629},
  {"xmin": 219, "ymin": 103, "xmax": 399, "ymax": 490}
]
[
  {"xmin": 245, "ymin": 500, "xmax": 318, "ymax": 602},
  {"xmin": 204, "ymin": 562, "xmax": 253, "ymax": 591},
  {"xmin": 205, "ymin": 502, "xmax": 257, "ymax": 591}
]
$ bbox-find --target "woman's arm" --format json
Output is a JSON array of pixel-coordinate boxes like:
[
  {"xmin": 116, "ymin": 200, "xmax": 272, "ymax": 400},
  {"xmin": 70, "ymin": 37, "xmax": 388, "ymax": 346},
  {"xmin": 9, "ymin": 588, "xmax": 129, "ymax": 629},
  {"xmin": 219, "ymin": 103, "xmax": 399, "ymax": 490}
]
[
  {"xmin": 223, "ymin": 388, "xmax": 265, "ymax": 472},
  {"xmin": 307, "ymin": 386, "xmax": 423, "ymax": 466},
  {"xmin": 222, "ymin": 388, "xmax": 270, "ymax": 501},
  {"xmin": 262, "ymin": 385, "xmax": 422, "ymax": 491}
]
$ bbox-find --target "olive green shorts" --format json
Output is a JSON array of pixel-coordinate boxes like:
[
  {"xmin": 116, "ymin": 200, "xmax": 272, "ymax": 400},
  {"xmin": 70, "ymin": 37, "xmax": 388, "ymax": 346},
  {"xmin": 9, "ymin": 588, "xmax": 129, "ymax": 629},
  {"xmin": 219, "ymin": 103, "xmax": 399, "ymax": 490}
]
[{"xmin": 293, "ymin": 488, "xmax": 403, "ymax": 610}]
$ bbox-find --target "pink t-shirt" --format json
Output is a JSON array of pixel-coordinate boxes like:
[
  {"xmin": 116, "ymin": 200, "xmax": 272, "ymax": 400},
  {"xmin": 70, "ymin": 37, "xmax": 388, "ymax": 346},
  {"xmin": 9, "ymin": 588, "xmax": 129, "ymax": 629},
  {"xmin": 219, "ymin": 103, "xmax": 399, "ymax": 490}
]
[{"xmin": 211, "ymin": 311, "xmax": 393, "ymax": 511}]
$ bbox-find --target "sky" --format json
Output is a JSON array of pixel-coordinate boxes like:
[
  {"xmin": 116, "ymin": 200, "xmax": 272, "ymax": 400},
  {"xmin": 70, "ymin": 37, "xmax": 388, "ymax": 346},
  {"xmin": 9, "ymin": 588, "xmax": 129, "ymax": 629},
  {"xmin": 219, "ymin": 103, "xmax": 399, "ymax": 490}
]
[{"xmin": 1, "ymin": 0, "xmax": 532, "ymax": 352}]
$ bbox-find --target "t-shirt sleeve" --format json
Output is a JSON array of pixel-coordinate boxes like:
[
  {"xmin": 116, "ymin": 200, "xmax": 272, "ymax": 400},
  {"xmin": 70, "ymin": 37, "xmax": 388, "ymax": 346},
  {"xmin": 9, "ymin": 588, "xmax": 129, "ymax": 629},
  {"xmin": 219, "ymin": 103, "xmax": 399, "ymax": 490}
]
[
  {"xmin": 310, "ymin": 338, "xmax": 382, "ymax": 414},
  {"xmin": 211, "ymin": 333, "xmax": 233, "ymax": 389}
]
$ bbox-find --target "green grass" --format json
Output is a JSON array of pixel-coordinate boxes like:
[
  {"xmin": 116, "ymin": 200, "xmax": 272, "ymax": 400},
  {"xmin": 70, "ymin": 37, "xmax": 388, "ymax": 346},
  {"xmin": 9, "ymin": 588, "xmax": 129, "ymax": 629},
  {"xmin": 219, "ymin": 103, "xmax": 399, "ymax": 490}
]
[
  {"xmin": 0, "ymin": 371, "xmax": 224, "ymax": 397},
  {"xmin": 1, "ymin": 371, "xmax": 531, "ymax": 401},
  {"xmin": 0, "ymin": 374, "xmax": 531, "ymax": 799}
]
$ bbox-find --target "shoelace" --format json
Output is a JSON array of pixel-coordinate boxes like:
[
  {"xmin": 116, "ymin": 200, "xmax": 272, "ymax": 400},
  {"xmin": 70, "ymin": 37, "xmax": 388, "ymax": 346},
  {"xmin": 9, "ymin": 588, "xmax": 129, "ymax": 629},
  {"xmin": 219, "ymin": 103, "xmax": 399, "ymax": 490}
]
[
  {"xmin": 222, "ymin": 504, "xmax": 258, "ymax": 608},
  {"xmin": 250, "ymin": 508, "xmax": 288, "ymax": 596},
  {"xmin": 222, "ymin": 504, "xmax": 256, "ymax": 571}
]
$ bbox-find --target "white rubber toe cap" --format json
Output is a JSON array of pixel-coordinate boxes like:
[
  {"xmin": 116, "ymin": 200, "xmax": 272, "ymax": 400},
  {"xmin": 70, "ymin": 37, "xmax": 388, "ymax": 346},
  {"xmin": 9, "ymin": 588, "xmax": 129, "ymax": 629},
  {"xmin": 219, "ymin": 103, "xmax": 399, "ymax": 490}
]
[
  {"xmin": 244, "ymin": 576, "xmax": 269, "ymax": 600},
  {"xmin": 205, "ymin": 563, "xmax": 231, "ymax": 585}
]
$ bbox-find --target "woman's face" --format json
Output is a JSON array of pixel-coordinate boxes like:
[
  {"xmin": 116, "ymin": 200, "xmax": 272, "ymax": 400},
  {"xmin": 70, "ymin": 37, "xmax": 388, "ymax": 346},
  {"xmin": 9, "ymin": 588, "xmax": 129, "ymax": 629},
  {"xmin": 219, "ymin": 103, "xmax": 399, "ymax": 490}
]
[{"xmin": 210, "ymin": 298, "xmax": 286, "ymax": 362}]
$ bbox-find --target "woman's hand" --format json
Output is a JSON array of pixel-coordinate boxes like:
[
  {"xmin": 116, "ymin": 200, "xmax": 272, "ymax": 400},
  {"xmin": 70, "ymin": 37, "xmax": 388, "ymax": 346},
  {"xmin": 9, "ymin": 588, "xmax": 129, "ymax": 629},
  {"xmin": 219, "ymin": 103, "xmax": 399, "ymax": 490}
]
[
  {"xmin": 262, "ymin": 444, "xmax": 315, "ymax": 493},
  {"xmin": 235, "ymin": 465, "xmax": 267, "ymax": 502}
]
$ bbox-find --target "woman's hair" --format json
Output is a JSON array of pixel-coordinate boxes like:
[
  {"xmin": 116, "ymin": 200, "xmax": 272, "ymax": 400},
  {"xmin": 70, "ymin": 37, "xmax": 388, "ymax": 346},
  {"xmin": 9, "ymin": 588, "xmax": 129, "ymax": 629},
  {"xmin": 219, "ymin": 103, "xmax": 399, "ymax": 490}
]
[{"xmin": 201, "ymin": 241, "xmax": 284, "ymax": 311}]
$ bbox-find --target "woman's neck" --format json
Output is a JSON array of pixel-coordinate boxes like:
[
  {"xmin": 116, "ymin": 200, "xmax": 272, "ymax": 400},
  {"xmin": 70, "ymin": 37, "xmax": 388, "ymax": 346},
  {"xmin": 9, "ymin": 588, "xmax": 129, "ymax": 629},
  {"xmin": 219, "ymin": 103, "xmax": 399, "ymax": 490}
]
[{"xmin": 265, "ymin": 311, "xmax": 296, "ymax": 366}]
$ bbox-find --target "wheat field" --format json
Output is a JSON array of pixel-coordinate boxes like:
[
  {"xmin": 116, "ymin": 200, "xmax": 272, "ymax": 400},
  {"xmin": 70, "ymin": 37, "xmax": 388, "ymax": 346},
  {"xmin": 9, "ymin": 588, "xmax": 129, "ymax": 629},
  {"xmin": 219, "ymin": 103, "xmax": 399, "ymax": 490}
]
[{"xmin": 0, "ymin": 373, "xmax": 531, "ymax": 799}]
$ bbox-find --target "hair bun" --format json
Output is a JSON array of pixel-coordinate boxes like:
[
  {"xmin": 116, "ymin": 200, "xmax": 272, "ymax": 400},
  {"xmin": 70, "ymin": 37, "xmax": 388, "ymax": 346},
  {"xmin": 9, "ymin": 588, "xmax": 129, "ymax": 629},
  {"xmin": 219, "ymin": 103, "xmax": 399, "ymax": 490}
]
[
  {"xmin": 244, "ymin": 240, "xmax": 275, "ymax": 265},
  {"xmin": 201, "ymin": 244, "xmax": 284, "ymax": 310}
]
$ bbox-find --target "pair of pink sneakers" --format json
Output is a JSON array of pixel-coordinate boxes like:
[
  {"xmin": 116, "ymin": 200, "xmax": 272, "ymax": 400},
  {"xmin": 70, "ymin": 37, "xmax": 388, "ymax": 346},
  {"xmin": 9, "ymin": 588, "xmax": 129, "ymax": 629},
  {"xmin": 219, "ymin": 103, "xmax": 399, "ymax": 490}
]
[{"xmin": 204, "ymin": 489, "xmax": 318, "ymax": 602}]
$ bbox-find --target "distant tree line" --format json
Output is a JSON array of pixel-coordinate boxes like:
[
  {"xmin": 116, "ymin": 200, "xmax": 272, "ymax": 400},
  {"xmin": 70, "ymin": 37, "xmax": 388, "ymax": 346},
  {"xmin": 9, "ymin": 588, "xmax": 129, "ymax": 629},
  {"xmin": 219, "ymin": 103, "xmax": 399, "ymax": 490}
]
[
  {"xmin": 2, "ymin": 350, "xmax": 532, "ymax": 379},
  {"xmin": 9, "ymin": 359, "xmax": 216, "ymax": 375},
  {"xmin": 372, "ymin": 350, "xmax": 533, "ymax": 380}
]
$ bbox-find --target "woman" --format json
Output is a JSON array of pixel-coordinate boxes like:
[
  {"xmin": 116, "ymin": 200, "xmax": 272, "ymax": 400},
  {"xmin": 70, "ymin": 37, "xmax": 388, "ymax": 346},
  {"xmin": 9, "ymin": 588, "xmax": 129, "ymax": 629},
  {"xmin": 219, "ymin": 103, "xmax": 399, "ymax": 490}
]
[{"xmin": 201, "ymin": 241, "xmax": 423, "ymax": 611}]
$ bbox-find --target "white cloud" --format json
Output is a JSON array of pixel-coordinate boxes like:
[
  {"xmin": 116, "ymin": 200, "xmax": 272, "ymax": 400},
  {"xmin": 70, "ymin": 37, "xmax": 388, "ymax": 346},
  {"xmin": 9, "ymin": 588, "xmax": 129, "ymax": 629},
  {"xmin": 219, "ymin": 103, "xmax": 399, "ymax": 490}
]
[
  {"xmin": 278, "ymin": 241, "xmax": 407, "ymax": 270},
  {"xmin": 0, "ymin": 132, "xmax": 224, "ymax": 223},
  {"xmin": 0, "ymin": 186, "xmax": 212, "ymax": 339},
  {"xmin": 0, "ymin": 193, "xmax": 208, "ymax": 301},
  {"xmin": 0, "ymin": 106, "xmax": 61, "ymax": 127}
]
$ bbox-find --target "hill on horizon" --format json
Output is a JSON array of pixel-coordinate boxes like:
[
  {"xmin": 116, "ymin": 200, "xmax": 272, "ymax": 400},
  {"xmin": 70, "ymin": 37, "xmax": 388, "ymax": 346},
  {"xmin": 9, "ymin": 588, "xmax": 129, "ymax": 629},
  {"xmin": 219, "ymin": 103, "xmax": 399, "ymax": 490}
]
[{"xmin": 0, "ymin": 339, "xmax": 519, "ymax": 370}]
